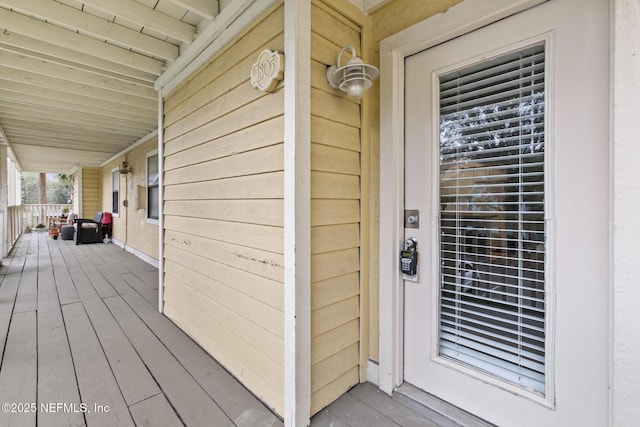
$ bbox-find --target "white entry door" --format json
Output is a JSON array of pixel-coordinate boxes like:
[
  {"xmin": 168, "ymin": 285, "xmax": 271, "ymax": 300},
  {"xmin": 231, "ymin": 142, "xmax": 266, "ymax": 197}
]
[{"xmin": 403, "ymin": 0, "xmax": 609, "ymax": 425}]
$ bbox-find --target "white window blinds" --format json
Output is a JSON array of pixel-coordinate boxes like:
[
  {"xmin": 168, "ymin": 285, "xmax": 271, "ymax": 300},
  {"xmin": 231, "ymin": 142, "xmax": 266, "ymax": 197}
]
[{"xmin": 438, "ymin": 44, "xmax": 546, "ymax": 395}]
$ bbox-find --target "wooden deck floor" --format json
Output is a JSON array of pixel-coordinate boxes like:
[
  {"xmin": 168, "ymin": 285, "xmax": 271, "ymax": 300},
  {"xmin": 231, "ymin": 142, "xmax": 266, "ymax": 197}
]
[{"xmin": 0, "ymin": 232, "xmax": 467, "ymax": 427}]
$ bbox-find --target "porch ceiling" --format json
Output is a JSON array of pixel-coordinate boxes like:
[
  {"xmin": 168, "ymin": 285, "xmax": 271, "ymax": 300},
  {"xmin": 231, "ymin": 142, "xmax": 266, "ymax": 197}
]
[{"xmin": 0, "ymin": 0, "xmax": 218, "ymax": 173}]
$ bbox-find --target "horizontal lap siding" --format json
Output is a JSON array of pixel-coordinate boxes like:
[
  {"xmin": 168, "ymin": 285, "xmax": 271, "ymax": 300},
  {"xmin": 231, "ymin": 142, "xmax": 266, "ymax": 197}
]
[
  {"xmin": 310, "ymin": 0, "xmax": 362, "ymax": 415},
  {"xmin": 82, "ymin": 168, "xmax": 101, "ymax": 218},
  {"xmin": 162, "ymin": 3, "xmax": 285, "ymax": 416}
]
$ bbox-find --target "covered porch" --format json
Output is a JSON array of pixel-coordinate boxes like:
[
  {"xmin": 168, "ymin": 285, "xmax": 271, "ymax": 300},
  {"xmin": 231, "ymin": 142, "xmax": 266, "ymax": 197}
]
[{"xmin": 0, "ymin": 232, "xmax": 462, "ymax": 427}]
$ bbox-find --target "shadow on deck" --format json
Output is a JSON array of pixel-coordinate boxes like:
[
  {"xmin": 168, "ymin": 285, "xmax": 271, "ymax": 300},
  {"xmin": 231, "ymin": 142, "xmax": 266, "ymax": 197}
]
[{"xmin": 0, "ymin": 232, "xmax": 469, "ymax": 427}]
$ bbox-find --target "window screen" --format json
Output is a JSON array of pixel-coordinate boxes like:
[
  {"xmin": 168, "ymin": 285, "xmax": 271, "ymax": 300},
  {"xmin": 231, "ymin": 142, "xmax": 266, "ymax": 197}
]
[{"xmin": 438, "ymin": 44, "xmax": 546, "ymax": 394}]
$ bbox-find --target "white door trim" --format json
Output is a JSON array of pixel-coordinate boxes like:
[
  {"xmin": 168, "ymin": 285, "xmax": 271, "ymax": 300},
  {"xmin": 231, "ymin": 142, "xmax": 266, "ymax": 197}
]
[{"xmin": 378, "ymin": 0, "xmax": 548, "ymax": 395}]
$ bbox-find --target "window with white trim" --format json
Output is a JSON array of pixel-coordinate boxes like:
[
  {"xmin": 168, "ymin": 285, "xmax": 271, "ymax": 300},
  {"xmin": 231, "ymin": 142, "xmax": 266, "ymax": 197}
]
[
  {"xmin": 438, "ymin": 44, "xmax": 546, "ymax": 394},
  {"xmin": 146, "ymin": 151, "xmax": 159, "ymax": 221},
  {"xmin": 112, "ymin": 169, "xmax": 119, "ymax": 215}
]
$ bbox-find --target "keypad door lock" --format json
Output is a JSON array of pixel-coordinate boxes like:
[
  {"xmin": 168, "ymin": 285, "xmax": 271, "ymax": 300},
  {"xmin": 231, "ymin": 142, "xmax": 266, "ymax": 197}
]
[{"xmin": 400, "ymin": 237, "xmax": 418, "ymax": 276}]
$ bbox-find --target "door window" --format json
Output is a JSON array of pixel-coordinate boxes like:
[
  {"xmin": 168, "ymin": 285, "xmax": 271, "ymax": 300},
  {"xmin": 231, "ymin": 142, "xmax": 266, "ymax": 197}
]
[{"xmin": 438, "ymin": 44, "xmax": 546, "ymax": 394}]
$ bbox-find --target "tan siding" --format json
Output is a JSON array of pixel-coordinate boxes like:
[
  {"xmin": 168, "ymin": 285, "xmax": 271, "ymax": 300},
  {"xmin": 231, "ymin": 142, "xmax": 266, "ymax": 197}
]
[
  {"xmin": 310, "ymin": 0, "xmax": 363, "ymax": 415},
  {"xmin": 164, "ymin": 8, "xmax": 285, "ymax": 119},
  {"xmin": 162, "ymin": 2, "xmax": 285, "ymax": 416},
  {"xmin": 98, "ymin": 138, "xmax": 159, "ymax": 260},
  {"xmin": 81, "ymin": 167, "xmax": 101, "ymax": 217}
]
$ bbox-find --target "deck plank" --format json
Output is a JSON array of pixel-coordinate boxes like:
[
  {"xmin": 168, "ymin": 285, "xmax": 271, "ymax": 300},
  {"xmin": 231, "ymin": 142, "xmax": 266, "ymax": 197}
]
[
  {"xmin": 65, "ymin": 261, "xmax": 161, "ymax": 406},
  {"xmin": 129, "ymin": 393, "xmax": 183, "ymax": 427},
  {"xmin": 118, "ymin": 286, "xmax": 283, "ymax": 427},
  {"xmin": 62, "ymin": 302, "xmax": 135, "ymax": 427},
  {"xmin": 103, "ymin": 295, "xmax": 234, "ymax": 427},
  {"xmin": 0, "ymin": 274, "xmax": 21, "ymax": 362},
  {"xmin": 311, "ymin": 409, "xmax": 350, "ymax": 427},
  {"xmin": 121, "ymin": 272, "xmax": 157, "ymax": 306},
  {"xmin": 13, "ymin": 272, "xmax": 37, "ymax": 314},
  {"xmin": 53, "ymin": 266, "xmax": 81, "ymax": 306},
  {"xmin": 80, "ymin": 263, "xmax": 119, "ymax": 299},
  {"xmin": 0, "ymin": 311, "xmax": 37, "ymax": 427},
  {"xmin": 322, "ymin": 392, "xmax": 401, "ymax": 427},
  {"xmin": 37, "ymin": 270, "xmax": 85, "ymax": 427},
  {"xmin": 349, "ymin": 383, "xmax": 440, "ymax": 427}
]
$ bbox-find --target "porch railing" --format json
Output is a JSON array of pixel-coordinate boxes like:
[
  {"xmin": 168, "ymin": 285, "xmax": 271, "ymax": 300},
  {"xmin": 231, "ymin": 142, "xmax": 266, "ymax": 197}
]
[
  {"xmin": 7, "ymin": 205, "xmax": 22, "ymax": 251},
  {"xmin": 0, "ymin": 204, "xmax": 72, "ymax": 258},
  {"xmin": 21, "ymin": 204, "xmax": 73, "ymax": 229}
]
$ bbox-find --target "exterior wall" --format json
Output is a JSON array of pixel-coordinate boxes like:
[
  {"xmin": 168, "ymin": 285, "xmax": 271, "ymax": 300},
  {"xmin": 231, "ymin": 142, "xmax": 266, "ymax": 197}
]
[
  {"xmin": 161, "ymin": 2, "xmax": 286, "ymax": 416},
  {"xmin": 81, "ymin": 167, "xmax": 101, "ymax": 219},
  {"xmin": 100, "ymin": 138, "xmax": 159, "ymax": 261},
  {"xmin": 309, "ymin": 0, "xmax": 365, "ymax": 414},
  {"xmin": 612, "ymin": 0, "xmax": 640, "ymax": 424},
  {"xmin": 366, "ymin": 0, "xmax": 463, "ymax": 362}
]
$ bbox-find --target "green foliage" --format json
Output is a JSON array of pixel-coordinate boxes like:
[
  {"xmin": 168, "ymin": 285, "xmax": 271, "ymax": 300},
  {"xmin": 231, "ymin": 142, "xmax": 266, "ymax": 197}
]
[{"xmin": 21, "ymin": 172, "xmax": 73, "ymax": 204}]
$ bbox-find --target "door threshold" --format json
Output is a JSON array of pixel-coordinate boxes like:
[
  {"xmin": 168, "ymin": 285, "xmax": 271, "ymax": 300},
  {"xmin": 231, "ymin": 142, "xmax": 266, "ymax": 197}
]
[{"xmin": 394, "ymin": 383, "xmax": 495, "ymax": 427}]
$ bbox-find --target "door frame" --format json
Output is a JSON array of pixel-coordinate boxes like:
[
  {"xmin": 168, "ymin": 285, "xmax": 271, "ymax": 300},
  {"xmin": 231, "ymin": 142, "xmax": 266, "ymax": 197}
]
[{"xmin": 377, "ymin": 0, "xmax": 548, "ymax": 395}]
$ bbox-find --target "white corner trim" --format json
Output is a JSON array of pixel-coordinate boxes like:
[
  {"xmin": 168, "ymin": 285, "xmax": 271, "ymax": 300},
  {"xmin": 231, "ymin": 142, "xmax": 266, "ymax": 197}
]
[
  {"xmin": 378, "ymin": 0, "xmax": 548, "ymax": 396},
  {"xmin": 157, "ymin": 89, "xmax": 165, "ymax": 314},
  {"xmin": 366, "ymin": 360, "xmax": 380, "ymax": 386},
  {"xmin": 283, "ymin": 0, "xmax": 311, "ymax": 425},
  {"xmin": 156, "ymin": 0, "xmax": 279, "ymax": 95}
]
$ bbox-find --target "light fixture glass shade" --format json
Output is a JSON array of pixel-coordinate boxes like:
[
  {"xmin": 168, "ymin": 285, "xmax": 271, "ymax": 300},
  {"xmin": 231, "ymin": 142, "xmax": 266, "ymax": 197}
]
[{"xmin": 327, "ymin": 46, "xmax": 379, "ymax": 101}]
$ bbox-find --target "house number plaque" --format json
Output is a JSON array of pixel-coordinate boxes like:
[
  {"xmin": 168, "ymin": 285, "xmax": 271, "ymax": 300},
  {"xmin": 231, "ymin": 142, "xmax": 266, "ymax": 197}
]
[{"xmin": 251, "ymin": 49, "xmax": 284, "ymax": 93}]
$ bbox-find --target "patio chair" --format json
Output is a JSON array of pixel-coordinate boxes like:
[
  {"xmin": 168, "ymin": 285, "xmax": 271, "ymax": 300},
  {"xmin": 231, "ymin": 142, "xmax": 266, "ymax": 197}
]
[{"xmin": 74, "ymin": 212, "xmax": 104, "ymax": 245}]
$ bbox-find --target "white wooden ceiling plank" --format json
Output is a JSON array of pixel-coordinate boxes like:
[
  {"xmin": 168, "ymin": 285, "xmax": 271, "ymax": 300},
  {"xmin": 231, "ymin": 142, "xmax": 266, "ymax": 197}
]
[
  {"xmin": 0, "ymin": 7, "xmax": 165, "ymax": 75},
  {"xmin": 6, "ymin": 137, "xmax": 130, "ymax": 156},
  {"xmin": 2, "ymin": 114, "xmax": 144, "ymax": 140},
  {"xmin": 81, "ymin": 0, "xmax": 196, "ymax": 43},
  {"xmin": 0, "ymin": 90, "xmax": 157, "ymax": 125},
  {"xmin": 0, "ymin": 0, "xmax": 180, "ymax": 61},
  {"xmin": 0, "ymin": 110, "xmax": 148, "ymax": 135},
  {"xmin": 0, "ymin": 68, "xmax": 157, "ymax": 111},
  {"xmin": 12, "ymin": 145, "xmax": 113, "ymax": 172},
  {"xmin": 10, "ymin": 135, "xmax": 130, "ymax": 152},
  {"xmin": 162, "ymin": 0, "xmax": 219, "ymax": 20},
  {"xmin": 0, "ymin": 119, "xmax": 147, "ymax": 142},
  {"xmin": 0, "ymin": 104, "xmax": 154, "ymax": 133},
  {"xmin": 12, "ymin": 142, "xmax": 124, "ymax": 156},
  {"xmin": 0, "ymin": 50, "xmax": 157, "ymax": 99},
  {"xmin": 0, "ymin": 35, "xmax": 157, "ymax": 84},
  {"xmin": 4, "ymin": 129, "xmax": 132, "ymax": 149}
]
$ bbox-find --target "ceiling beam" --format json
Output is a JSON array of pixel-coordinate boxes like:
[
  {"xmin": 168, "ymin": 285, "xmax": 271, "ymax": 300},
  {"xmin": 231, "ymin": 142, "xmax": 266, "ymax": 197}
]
[
  {"xmin": 165, "ymin": 0, "xmax": 219, "ymax": 20},
  {"xmin": 0, "ymin": 0, "xmax": 179, "ymax": 61},
  {"xmin": 80, "ymin": 0, "xmax": 196, "ymax": 44},
  {"xmin": 0, "ymin": 7, "xmax": 165, "ymax": 75}
]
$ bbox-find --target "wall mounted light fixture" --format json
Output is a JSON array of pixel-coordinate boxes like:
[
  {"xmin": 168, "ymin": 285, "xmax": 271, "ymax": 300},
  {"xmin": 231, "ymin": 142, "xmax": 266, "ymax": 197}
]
[{"xmin": 326, "ymin": 45, "xmax": 379, "ymax": 101}]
